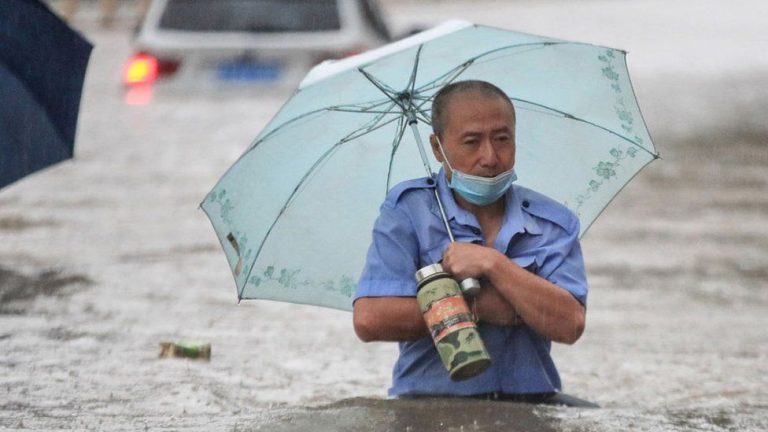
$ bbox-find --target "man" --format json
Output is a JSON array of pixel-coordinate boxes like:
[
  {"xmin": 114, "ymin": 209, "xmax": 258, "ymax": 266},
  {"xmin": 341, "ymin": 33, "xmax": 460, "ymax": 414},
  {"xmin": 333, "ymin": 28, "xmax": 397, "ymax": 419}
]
[{"xmin": 353, "ymin": 80, "xmax": 592, "ymax": 405}]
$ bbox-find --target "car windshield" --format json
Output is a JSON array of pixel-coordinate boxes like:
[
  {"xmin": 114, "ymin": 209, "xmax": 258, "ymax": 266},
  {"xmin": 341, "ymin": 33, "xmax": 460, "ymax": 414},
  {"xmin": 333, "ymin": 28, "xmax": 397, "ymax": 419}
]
[{"xmin": 159, "ymin": 0, "xmax": 341, "ymax": 33}]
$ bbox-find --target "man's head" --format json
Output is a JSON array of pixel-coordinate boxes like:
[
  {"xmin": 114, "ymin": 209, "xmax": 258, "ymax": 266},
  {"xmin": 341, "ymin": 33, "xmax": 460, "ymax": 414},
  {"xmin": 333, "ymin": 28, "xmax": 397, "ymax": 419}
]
[{"xmin": 429, "ymin": 80, "xmax": 517, "ymax": 181}]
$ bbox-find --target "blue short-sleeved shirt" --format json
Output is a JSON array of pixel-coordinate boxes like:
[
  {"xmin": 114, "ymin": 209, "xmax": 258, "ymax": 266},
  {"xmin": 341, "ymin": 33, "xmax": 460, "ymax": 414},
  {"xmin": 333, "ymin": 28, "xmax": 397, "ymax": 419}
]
[{"xmin": 354, "ymin": 170, "xmax": 588, "ymax": 397}]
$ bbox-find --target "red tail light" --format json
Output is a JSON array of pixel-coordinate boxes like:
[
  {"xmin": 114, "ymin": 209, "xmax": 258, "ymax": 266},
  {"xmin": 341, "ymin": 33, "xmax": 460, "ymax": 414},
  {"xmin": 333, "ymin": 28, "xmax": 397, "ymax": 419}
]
[
  {"xmin": 124, "ymin": 53, "xmax": 158, "ymax": 85},
  {"xmin": 123, "ymin": 53, "xmax": 180, "ymax": 86}
]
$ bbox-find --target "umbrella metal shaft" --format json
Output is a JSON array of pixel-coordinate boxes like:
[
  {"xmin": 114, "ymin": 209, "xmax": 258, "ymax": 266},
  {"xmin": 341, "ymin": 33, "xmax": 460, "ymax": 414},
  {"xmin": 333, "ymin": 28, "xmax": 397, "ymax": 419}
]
[
  {"xmin": 406, "ymin": 116, "xmax": 454, "ymax": 242},
  {"xmin": 407, "ymin": 116, "xmax": 481, "ymax": 296}
]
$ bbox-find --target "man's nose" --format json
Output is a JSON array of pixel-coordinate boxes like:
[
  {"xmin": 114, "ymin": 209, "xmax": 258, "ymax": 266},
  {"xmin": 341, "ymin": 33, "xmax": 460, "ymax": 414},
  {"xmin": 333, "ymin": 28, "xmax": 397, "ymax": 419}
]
[{"xmin": 477, "ymin": 139, "xmax": 498, "ymax": 167}]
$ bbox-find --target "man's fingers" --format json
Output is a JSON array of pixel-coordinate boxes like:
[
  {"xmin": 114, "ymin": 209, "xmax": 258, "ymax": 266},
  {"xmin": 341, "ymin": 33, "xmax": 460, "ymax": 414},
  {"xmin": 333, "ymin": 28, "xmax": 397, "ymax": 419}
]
[{"xmin": 442, "ymin": 245, "xmax": 479, "ymax": 281}]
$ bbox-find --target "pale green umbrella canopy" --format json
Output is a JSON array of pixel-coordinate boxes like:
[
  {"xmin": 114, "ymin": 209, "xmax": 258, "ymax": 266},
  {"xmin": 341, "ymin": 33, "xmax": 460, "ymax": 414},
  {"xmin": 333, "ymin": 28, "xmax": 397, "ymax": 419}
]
[{"xmin": 201, "ymin": 21, "xmax": 658, "ymax": 310}]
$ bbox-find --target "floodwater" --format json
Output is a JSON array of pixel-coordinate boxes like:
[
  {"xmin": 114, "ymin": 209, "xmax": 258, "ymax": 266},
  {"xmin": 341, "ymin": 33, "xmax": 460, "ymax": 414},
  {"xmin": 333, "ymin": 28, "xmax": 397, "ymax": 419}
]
[{"xmin": 2, "ymin": 1, "xmax": 767, "ymax": 430}]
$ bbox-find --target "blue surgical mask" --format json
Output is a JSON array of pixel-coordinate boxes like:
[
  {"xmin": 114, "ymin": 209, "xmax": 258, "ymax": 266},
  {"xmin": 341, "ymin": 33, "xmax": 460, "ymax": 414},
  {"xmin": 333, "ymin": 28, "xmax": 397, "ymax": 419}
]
[{"xmin": 436, "ymin": 136, "xmax": 517, "ymax": 206}]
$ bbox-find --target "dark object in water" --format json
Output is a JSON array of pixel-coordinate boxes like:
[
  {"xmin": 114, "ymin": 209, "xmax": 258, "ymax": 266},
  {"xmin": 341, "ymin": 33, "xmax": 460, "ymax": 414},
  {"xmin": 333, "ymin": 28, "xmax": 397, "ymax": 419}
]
[
  {"xmin": 468, "ymin": 391, "xmax": 599, "ymax": 408},
  {"xmin": 401, "ymin": 391, "xmax": 599, "ymax": 408},
  {"xmin": 263, "ymin": 397, "xmax": 565, "ymax": 432}
]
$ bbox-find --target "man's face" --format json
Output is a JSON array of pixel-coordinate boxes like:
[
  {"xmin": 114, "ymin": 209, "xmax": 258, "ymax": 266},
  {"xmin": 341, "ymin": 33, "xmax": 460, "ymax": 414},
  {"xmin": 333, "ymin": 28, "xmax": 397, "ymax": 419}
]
[{"xmin": 430, "ymin": 92, "xmax": 516, "ymax": 181}]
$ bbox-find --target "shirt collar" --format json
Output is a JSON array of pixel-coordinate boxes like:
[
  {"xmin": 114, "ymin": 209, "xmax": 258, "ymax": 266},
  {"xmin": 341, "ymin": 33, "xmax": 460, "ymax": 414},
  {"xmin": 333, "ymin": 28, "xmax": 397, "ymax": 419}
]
[
  {"xmin": 511, "ymin": 185, "xmax": 543, "ymax": 236},
  {"xmin": 433, "ymin": 168, "xmax": 542, "ymax": 248},
  {"xmin": 435, "ymin": 168, "xmax": 480, "ymax": 229},
  {"xmin": 434, "ymin": 169, "xmax": 540, "ymax": 238},
  {"xmin": 501, "ymin": 183, "xmax": 527, "ymax": 237},
  {"xmin": 499, "ymin": 184, "xmax": 544, "ymax": 244}
]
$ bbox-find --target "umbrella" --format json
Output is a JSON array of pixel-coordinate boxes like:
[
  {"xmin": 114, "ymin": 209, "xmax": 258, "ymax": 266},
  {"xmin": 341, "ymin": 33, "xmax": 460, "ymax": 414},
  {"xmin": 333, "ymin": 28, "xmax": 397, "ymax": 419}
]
[
  {"xmin": 0, "ymin": 0, "xmax": 92, "ymax": 189},
  {"xmin": 202, "ymin": 21, "xmax": 658, "ymax": 310}
]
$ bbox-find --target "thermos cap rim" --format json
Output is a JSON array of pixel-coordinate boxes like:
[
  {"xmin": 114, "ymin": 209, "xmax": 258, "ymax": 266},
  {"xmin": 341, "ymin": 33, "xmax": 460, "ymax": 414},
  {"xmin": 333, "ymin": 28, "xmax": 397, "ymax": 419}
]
[{"xmin": 415, "ymin": 263, "xmax": 446, "ymax": 283}]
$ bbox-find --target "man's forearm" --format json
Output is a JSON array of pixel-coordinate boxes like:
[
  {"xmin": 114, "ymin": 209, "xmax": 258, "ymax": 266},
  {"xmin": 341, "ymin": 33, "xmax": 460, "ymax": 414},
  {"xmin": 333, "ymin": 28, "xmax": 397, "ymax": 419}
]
[
  {"xmin": 353, "ymin": 297, "xmax": 429, "ymax": 342},
  {"xmin": 486, "ymin": 252, "xmax": 585, "ymax": 344}
]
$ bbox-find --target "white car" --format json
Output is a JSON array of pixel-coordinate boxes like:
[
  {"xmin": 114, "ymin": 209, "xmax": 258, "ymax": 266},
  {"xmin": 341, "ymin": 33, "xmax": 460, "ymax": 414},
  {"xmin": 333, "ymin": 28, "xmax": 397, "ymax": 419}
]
[{"xmin": 124, "ymin": 0, "xmax": 392, "ymax": 90}]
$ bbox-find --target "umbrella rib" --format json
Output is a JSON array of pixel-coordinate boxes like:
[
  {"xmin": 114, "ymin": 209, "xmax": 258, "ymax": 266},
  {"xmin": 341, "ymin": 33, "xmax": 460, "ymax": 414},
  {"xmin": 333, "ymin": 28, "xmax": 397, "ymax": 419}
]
[
  {"xmin": 241, "ymin": 144, "xmax": 345, "ymax": 288},
  {"xmin": 332, "ymin": 98, "xmax": 396, "ymax": 113},
  {"xmin": 251, "ymin": 46, "xmax": 571, "ymax": 155},
  {"xmin": 249, "ymin": 99, "xmax": 394, "ymax": 151},
  {"xmin": 417, "ymin": 42, "xmax": 618, "ymax": 105},
  {"xmin": 242, "ymin": 113, "xmax": 403, "ymax": 287},
  {"xmin": 358, "ymin": 68, "xmax": 405, "ymax": 111},
  {"xmin": 407, "ymin": 43, "xmax": 612, "ymax": 134},
  {"xmin": 412, "ymin": 110, "xmax": 431, "ymax": 126},
  {"xmin": 415, "ymin": 60, "xmax": 474, "ymax": 94},
  {"xmin": 254, "ymin": 43, "xmax": 607, "ymax": 154},
  {"xmin": 407, "ymin": 45, "xmax": 423, "ymax": 97},
  {"xmin": 512, "ymin": 97, "xmax": 657, "ymax": 156},
  {"xmin": 416, "ymin": 42, "xmax": 567, "ymax": 93},
  {"xmin": 465, "ymin": 44, "xmax": 558, "ymax": 70},
  {"xmin": 400, "ymin": 39, "xmax": 655, "ymax": 157},
  {"xmin": 358, "ymin": 67, "xmax": 400, "ymax": 96},
  {"xmin": 344, "ymin": 115, "xmax": 402, "ymax": 142},
  {"xmin": 328, "ymin": 108, "xmax": 397, "ymax": 115},
  {"xmin": 410, "ymin": 94, "xmax": 432, "ymax": 101},
  {"xmin": 256, "ymin": 46, "xmax": 575, "ymax": 157},
  {"xmin": 413, "ymin": 98, "xmax": 433, "ymax": 125},
  {"xmin": 386, "ymin": 115, "xmax": 408, "ymax": 192},
  {"xmin": 248, "ymin": 107, "xmax": 336, "ymax": 150}
]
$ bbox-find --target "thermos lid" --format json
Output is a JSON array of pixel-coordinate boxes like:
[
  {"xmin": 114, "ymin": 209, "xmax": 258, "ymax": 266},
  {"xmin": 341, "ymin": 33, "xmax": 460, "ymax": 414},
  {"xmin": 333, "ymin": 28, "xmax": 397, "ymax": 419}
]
[{"xmin": 414, "ymin": 263, "xmax": 445, "ymax": 283}]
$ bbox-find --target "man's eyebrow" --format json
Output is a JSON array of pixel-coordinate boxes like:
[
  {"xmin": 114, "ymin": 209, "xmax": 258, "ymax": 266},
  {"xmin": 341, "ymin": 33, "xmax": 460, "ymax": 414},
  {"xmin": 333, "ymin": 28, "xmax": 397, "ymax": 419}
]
[
  {"xmin": 491, "ymin": 125, "xmax": 513, "ymax": 134},
  {"xmin": 459, "ymin": 126, "xmax": 512, "ymax": 137}
]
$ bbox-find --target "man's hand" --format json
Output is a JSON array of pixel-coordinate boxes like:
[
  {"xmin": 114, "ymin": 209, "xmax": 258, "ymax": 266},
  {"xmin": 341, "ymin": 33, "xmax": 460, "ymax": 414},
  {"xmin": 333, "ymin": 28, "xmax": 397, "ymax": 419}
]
[{"xmin": 441, "ymin": 242, "xmax": 504, "ymax": 281}]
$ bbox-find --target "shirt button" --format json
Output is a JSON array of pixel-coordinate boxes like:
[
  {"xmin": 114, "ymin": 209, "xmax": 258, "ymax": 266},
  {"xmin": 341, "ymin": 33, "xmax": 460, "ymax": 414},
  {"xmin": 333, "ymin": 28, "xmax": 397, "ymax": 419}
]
[{"xmin": 522, "ymin": 200, "xmax": 530, "ymax": 208}]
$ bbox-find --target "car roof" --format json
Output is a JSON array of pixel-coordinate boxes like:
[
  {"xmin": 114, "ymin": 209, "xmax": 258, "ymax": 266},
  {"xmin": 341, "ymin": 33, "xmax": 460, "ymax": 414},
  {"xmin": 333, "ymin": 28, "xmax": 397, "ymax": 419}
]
[{"xmin": 135, "ymin": 0, "xmax": 390, "ymax": 52}]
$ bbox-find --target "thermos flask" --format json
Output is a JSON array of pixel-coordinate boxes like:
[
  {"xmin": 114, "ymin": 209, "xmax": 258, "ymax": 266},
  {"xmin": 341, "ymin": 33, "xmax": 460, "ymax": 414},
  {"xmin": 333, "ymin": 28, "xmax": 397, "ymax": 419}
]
[{"xmin": 415, "ymin": 263, "xmax": 491, "ymax": 380}]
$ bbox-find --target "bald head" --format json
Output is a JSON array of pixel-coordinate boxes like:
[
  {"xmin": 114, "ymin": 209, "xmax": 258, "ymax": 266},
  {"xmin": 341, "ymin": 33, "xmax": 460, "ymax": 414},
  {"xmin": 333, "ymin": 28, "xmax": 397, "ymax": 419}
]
[{"xmin": 430, "ymin": 80, "xmax": 515, "ymax": 137}]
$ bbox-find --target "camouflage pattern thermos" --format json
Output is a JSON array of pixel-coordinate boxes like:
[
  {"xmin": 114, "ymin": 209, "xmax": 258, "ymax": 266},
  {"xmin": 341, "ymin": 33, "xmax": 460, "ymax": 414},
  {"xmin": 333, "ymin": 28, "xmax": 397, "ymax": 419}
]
[{"xmin": 415, "ymin": 264, "xmax": 491, "ymax": 380}]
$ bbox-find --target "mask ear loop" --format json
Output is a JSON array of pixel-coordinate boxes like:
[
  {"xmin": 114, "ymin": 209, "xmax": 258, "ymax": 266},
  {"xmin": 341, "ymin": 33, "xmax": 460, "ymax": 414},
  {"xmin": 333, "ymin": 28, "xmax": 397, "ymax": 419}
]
[{"xmin": 434, "ymin": 135, "xmax": 455, "ymax": 174}]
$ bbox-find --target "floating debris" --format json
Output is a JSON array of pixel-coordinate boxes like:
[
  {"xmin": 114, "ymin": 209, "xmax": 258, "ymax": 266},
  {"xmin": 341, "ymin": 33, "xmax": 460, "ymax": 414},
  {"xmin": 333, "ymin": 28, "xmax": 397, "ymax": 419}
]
[{"xmin": 159, "ymin": 341, "xmax": 211, "ymax": 360}]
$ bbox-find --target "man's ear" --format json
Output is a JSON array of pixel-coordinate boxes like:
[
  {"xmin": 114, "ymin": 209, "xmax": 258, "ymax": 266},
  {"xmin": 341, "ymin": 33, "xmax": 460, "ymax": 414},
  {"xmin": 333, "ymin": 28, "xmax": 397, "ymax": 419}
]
[{"xmin": 430, "ymin": 134, "xmax": 443, "ymax": 162}]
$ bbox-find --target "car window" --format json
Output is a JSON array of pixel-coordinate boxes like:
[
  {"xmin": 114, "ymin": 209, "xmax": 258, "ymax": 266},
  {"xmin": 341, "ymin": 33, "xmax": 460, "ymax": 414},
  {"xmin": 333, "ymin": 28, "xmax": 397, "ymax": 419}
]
[{"xmin": 159, "ymin": 0, "xmax": 341, "ymax": 33}]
